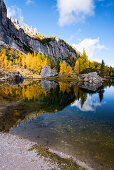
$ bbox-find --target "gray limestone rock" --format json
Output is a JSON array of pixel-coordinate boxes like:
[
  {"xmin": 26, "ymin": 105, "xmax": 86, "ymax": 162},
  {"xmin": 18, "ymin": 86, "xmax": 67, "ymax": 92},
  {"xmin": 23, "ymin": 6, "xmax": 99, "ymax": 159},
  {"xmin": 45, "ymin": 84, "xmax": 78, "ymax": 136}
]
[
  {"xmin": 79, "ymin": 72, "xmax": 102, "ymax": 83},
  {"xmin": 40, "ymin": 65, "xmax": 58, "ymax": 78},
  {"xmin": 78, "ymin": 72, "xmax": 103, "ymax": 91}
]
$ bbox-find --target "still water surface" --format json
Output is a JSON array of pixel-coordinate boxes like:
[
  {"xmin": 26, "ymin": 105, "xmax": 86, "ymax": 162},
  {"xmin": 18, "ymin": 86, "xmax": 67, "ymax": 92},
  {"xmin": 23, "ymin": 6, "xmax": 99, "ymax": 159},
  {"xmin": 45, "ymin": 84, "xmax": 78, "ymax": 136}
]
[{"xmin": 0, "ymin": 80, "xmax": 114, "ymax": 170}]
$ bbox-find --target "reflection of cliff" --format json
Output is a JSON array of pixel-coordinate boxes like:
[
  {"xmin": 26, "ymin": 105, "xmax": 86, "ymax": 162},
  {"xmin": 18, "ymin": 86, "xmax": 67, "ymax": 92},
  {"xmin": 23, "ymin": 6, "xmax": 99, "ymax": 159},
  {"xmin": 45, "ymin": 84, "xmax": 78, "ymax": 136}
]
[{"xmin": 0, "ymin": 80, "xmax": 106, "ymax": 132}]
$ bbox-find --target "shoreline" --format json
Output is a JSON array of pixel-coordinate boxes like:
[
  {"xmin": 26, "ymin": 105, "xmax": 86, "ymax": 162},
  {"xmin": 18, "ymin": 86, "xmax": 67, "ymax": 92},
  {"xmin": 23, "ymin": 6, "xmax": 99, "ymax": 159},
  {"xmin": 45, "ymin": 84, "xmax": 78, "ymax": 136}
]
[
  {"xmin": 0, "ymin": 132, "xmax": 59, "ymax": 170},
  {"xmin": 0, "ymin": 132, "xmax": 91, "ymax": 170},
  {"xmin": 1, "ymin": 68, "xmax": 113, "ymax": 85}
]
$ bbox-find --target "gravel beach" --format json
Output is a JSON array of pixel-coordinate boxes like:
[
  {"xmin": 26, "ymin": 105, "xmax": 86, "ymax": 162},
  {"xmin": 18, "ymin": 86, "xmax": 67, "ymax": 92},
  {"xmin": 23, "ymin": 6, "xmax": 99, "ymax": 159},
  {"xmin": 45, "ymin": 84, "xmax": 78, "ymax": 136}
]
[{"xmin": 0, "ymin": 133, "xmax": 59, "ymax": 170}]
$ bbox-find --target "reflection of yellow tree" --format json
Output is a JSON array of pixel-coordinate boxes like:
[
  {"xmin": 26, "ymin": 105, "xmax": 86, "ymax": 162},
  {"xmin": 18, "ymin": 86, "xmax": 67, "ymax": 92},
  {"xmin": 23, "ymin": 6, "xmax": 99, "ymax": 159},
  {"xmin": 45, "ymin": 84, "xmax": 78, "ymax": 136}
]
[
  {"xmin": 59, "ymin": 82, "xmax": 71, "ymax": 94},
  {"xmin": 73, "ymin": 85, "xmax": 88, "ymax": 107},
  {"xmin": 0, "ymin": 82, "xmax": 48, "ymax": 101},
  {"xmin": 74, "ymin": 85, "xmax": 79, "ymax": 99}
]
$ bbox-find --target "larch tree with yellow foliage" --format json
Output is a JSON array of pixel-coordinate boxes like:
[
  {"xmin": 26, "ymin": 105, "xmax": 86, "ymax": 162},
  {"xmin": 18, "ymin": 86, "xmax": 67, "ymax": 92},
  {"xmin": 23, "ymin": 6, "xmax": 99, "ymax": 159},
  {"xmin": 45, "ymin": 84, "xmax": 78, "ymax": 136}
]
[
  {"xmin": 66, "ymin": 64, "xmax": 73, "ymax": 75},
  {"xmin": 59, "ymin": 60, "xmax": 67, "ymax": 75},
  {"xmin": 74, "ymin": 49, "xmax": 90, "ymax": 74},
  {"xmin": 74, "ymin": 58, "xmax": 80, "ymax": 75}
]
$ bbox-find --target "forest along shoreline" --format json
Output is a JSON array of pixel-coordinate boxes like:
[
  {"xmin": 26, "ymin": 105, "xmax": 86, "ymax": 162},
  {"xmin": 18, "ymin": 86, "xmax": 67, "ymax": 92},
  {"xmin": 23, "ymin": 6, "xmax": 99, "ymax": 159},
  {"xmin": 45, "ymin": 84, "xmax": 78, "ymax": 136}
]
[
  {"xmin": 0, "ymin": 67, "xmax": 104, "ymax": 92},
  {"xmin": 0, "ymin": 47, "xmax": 114, "ymax": 89}
]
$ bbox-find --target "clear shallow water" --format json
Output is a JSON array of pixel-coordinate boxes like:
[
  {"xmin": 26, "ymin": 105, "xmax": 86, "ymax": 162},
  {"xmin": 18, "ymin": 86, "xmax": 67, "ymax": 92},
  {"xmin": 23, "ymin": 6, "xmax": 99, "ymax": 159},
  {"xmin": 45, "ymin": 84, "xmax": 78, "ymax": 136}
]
[{"xmin": 0, "ymin": 80, "xmax": 114, "ymax": 170}]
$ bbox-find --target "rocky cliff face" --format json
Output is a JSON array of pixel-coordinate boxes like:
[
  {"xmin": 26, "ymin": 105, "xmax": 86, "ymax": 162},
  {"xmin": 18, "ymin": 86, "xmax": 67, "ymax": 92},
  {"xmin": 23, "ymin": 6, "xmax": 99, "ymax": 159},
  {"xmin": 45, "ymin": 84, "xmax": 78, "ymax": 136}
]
[
  {"xmin": 0, "ymin": 0, "xmax": 77, "ymax": 65},
  {"xmin": 0, "ymin": 0, "xmax": 8, "ymax": 43}
]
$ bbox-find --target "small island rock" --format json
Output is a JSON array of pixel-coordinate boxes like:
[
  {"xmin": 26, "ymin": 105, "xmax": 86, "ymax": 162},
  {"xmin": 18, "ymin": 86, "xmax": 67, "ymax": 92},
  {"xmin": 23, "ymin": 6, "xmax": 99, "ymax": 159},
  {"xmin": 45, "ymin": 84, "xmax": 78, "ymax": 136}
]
[{"xmin": 78, "ymin": 72, "xmax": 103, "ymax": 91}]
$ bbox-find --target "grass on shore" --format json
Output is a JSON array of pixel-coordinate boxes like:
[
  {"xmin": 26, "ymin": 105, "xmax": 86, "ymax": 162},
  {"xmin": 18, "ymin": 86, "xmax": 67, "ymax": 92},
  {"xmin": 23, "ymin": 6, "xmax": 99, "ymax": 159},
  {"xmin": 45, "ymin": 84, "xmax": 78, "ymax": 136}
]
[
  {"xmin": 1, "ymin": 66, "xmax": 78, "ymax": 82},
  {"xmin": 28, "ymin": 144, "xmax": 87, "ymax": 170},
  {"xmin": 43, "ymin": 74, "xmax": 78, "ymax": 83}
]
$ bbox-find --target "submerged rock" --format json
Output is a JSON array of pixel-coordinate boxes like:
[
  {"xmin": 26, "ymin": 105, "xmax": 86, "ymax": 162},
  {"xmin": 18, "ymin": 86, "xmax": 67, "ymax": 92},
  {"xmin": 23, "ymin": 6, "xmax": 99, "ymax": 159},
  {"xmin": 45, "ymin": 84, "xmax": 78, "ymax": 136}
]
[{"xmin": 40, "ymin": 65, "xmax": 58, "ymax": 78}]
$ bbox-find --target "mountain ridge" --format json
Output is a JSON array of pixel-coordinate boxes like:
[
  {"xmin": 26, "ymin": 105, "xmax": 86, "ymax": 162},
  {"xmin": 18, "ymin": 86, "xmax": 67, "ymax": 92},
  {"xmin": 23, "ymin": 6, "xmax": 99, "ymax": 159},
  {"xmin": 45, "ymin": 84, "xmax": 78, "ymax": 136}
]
[{"xmin": 0, "ymin": 0, "xmax": 77, "ymax": 66}]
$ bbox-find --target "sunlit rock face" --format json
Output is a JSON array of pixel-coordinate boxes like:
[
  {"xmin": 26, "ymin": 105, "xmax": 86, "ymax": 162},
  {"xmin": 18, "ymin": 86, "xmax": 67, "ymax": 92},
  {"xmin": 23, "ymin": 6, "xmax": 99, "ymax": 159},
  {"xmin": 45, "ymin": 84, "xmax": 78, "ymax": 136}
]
[
  {"xmin": 10, "ymin": 17, "xmax": 19, "ymax": 27},
  {"xmin": 40, "ymin": 65, "xmax": 58, "ymax": 78},
  {"xmin": 21, "ymin": 24, "xmax": 39, "ymax": 36},
  {"xmin": 0, "ymin": 0, "xmax": 77, "ymax": 65},
  {"xmin": 10, "ymin": 17, "xmax": 39, "ymax": 36}
]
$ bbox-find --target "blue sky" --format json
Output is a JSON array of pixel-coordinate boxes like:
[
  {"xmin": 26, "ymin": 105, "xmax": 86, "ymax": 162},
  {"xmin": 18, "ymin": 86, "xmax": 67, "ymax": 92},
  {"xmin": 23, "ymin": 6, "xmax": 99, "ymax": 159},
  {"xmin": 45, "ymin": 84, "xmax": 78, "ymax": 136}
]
[{"xmin": 4, "ymin": 0, "xmax": 114, "ymax": 67}]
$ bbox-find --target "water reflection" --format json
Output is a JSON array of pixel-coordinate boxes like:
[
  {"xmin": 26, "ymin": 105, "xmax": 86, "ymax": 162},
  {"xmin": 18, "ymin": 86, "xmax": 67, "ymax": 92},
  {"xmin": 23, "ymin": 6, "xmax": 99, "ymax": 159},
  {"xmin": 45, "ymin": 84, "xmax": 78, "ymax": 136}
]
[
  {"xmin": 0, "ymin": 80, "xmax": 114, "ymax": 169},
  {"xmin": 98, "ymin": 88, "xmax": 105, "ymax": 102},
  {"xmin": 71, "ymin": 95, "xmax": 103, "ymax": 112},
  {"xmin": 0, "ymin": 80, "xmax": 113, "ymax": 132}
]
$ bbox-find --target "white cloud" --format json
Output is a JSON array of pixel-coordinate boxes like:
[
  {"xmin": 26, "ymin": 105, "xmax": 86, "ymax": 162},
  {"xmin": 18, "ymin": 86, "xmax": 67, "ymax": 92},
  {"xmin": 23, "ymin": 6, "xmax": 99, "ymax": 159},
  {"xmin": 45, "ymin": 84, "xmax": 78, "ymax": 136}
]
[
  {"xmin": 7, "ymin": 6, "xmax": 24, "ymax": 25},
  {"xmin": 57, "ymin": 0, "xmax": 94, "ymax": 26},
  {"xmin": 72, "ymin": 37, "xmax": 107, "ymax": 60},
  {"xmin": 71, "ymin": 95, "xmax": 102, "ymax": 112},
  {"xmin": 26, "ymin": 0, "xmax": 34, "ymax": 5}
]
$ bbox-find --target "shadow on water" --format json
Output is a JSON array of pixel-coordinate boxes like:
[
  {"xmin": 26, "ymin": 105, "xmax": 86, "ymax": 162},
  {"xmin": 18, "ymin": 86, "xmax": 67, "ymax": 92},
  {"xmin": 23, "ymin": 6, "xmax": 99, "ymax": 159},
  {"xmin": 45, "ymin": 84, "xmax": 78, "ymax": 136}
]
[{"xmin": 0, "ymin": 79, "xmax": 114, "ymax": 169}]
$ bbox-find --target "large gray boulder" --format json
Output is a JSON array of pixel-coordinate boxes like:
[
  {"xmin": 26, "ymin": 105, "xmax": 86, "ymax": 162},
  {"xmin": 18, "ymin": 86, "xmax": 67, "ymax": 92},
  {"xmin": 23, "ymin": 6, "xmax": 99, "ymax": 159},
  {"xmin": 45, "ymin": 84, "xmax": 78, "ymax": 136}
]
[
  {"xmin": 78, "ymin": 72, "xmax": 103, "ymax": 91},
  {"xmin": 40, "ymin": 65, "xmax": 58, "ymax": 78},
  {"xmin": 79, "ymin": 72, "xmax": 102, "ymax": 83}
]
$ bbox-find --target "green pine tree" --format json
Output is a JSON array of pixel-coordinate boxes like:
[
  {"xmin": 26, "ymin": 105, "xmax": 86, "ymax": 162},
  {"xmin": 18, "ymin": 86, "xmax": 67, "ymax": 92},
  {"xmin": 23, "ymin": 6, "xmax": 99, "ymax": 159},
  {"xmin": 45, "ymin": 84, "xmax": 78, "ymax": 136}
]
[{"xmin": 55, "ymin": 57, "xmax": 60, "ymax": 73}]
